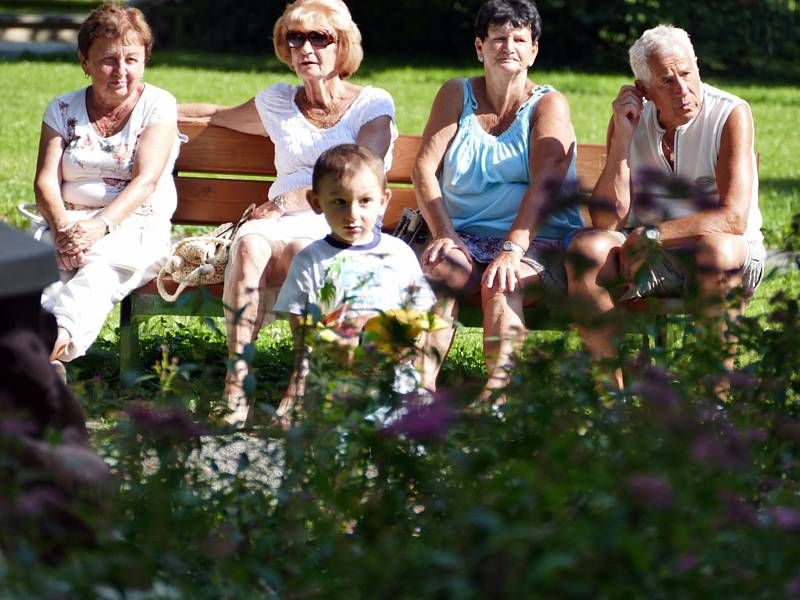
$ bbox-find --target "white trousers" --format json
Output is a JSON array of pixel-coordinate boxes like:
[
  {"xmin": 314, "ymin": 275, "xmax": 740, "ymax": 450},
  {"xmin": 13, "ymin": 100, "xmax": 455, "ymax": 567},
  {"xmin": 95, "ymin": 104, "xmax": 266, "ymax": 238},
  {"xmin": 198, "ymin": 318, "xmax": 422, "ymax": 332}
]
[
  {"xmin": 38, "ymin": 209, "xmax": 169, "ymax": 362},
  {"xmin": 41, "ymin": 261, "xmax": 157, "ymax": 362}
]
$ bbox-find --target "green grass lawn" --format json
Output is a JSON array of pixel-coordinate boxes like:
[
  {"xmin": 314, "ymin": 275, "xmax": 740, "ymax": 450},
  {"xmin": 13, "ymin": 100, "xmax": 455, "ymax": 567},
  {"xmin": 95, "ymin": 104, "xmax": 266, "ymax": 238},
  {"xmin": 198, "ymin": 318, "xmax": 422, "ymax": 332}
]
[{"xmin": 1, "ymin": 52, "xmax": 798, "ymax": 407}]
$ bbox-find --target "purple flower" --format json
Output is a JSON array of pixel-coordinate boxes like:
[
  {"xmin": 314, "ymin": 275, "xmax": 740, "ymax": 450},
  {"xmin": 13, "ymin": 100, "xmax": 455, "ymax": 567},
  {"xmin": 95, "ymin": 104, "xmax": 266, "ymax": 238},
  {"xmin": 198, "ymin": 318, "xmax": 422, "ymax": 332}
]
[
  {"xmin": 690, "ymin": 427, "xmax": 749, "ymax": 469},
  {"xmin": 0, "ymin": 416, "xmax": 37, "ymax": 436},
  {"xmin": 759, "ymin": 478, "xmax": 780, "ymax": 492},
  {"xmin": 126, "ymin": 403, "xmax": 205, "ymax": 442},
  {"xmin": 384, "ymin": 393, "xmax": 453, "ymax": 441},
  {"xmin": 626, "ymin": 474, "xmax": 674, "ymax": 511},
  {"xmin": 785, "ymin": 577, "xmax": 800, "ymax": 598},
  {"xmin": 15, "ymin": 488, "xmax": 64, "ymax": 516},
  {"xmin": 718, "ymin": 490, "xmax": 758, "ymax": 527},
  {"xmin": 745, "ymin": 428, "xmax": 768, "ymax": 443},
  {"xmin": 630, "ymin": 367, "xmax": 681, "ymax": 410},
  {"xmin": 674, "ymin": 553, "xmax": 699, "ymax": 573},
  {"xmin": 770, "ymin": 507, "xmax": 800, "ymax": 532}
]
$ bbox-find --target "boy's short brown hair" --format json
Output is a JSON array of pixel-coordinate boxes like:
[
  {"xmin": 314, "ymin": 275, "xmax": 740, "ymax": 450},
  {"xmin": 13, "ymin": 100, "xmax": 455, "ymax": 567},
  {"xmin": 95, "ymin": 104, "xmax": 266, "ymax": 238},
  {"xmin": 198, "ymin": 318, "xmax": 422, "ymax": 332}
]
[{"xmin": 312, "ymin": 144, "xmax": 387, "ymax": 192}]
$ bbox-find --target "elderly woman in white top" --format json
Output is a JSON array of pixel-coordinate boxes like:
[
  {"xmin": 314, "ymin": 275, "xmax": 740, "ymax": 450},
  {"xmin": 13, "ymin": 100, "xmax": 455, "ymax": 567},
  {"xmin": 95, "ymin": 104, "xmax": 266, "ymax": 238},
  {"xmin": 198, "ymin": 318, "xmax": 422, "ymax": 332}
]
[
  {"xmin": 179, "ymin": 0, "xmax": 397, "ymax": 424},
  {"xmin": 35, "ymin": 3, "xmax": 181, "ymax": 374}
]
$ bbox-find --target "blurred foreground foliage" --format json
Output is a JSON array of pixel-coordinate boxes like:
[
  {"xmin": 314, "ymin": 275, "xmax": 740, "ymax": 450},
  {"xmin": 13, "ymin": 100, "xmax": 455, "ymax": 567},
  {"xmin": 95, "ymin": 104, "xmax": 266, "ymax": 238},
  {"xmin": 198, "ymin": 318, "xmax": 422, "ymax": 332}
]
[{"xmin": 3, "ymin": 282, "xmax": 800, "ymax": 598}]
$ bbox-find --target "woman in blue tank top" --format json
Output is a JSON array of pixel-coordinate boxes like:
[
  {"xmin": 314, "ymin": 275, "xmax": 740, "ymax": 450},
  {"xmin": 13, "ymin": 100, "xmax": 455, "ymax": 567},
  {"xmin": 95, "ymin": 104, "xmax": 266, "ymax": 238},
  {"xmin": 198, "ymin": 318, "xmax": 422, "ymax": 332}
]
[{"xmin": 412, "ymin": 0, "xmax": 583, "ymax": 399}]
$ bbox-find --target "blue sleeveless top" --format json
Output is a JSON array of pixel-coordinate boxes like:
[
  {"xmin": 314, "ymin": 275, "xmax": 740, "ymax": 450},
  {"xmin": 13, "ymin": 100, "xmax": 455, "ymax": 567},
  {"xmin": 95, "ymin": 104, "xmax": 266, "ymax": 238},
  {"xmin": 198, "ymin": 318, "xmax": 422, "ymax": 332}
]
[{"xmin": 439, "ymin": 78, "xmax": 583, "ymax": 239}]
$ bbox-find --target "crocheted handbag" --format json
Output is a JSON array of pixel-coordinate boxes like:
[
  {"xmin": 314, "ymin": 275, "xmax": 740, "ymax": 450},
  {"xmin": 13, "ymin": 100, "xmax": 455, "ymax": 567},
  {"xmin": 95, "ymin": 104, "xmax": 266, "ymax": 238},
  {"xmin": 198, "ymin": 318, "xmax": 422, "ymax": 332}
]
[{"xmin": 157, "ymin": 203, "xmax": 255, "ymax": 302}]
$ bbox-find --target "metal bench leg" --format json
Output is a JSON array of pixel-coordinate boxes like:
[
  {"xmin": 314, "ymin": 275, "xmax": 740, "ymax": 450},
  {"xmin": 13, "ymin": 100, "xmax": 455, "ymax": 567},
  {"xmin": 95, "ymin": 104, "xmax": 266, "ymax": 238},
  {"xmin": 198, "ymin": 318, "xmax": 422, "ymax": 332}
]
[
  {"xmin": 654, "ymin": 316, "xmax": 668, "ymax": 357},
  {"xmin": 119, "ymin": 295, "xmax": 139, "ymax": 383},
  {"xmin": 640, "ymin": 330, "xmax": 651, "ymax": 362}
]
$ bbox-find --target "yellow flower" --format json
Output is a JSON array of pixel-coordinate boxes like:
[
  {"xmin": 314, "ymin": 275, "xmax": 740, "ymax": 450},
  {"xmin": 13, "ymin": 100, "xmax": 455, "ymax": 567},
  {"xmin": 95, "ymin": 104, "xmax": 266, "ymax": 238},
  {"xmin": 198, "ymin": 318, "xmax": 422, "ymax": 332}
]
[{"xmin": 363, "ymin": 309, "xmax": 450, "ymax": 354}]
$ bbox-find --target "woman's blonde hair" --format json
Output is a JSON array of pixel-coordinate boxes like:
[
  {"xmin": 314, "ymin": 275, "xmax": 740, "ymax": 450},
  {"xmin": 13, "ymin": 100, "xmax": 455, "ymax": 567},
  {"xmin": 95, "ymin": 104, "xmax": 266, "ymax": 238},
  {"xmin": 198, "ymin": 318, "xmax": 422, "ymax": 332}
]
[{"xmin": 272, "ymin": 0, "xmax": 363, "ymax": 79}]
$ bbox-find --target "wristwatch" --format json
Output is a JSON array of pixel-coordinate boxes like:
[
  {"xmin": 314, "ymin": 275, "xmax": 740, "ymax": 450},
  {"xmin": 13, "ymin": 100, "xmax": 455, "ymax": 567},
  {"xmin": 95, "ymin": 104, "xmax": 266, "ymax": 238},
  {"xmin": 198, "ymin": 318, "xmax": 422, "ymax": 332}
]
[
  {"xmin": 97, "ymin": 214, "xmax": 120, "ymax": 234},
  {"xmin": 271, "ymin": 194, "xmax": 287, "ymax": 213},
  {"xmin": 501, "ymin": 240, "xmax": 525, "ymax": 255},
  {"xmin": 643, "ymin": 225, "xmax": 661, "ymax": 243}
]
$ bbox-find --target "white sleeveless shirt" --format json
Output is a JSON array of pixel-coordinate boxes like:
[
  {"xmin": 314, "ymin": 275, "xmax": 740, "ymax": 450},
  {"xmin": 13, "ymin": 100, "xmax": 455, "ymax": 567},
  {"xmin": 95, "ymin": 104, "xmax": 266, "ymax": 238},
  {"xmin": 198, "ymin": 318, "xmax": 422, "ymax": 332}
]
[
  {"xmin": 254, "ymin": 83, "xmax": 397, "ymax": 200},
  {"xmin": 628, "ymin": 83, "xmax": 762, "ymax": 246}
]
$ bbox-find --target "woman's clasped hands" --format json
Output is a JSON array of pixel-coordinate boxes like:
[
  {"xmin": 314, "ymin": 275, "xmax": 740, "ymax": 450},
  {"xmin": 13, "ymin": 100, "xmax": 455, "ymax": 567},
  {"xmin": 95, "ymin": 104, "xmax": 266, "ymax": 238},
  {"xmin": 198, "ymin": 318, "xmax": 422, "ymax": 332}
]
[{"xmin": 54, "ymin": 218, "xmax": 105, "ymax": 269}]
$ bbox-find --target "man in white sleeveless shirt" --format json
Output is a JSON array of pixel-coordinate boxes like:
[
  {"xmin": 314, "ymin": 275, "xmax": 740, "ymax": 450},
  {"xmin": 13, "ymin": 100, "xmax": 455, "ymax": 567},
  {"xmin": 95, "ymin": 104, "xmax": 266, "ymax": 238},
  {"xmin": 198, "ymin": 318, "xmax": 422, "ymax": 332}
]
[{"xmin": 566, "ymin": 25, "xmax": 765, "ymax": 388}]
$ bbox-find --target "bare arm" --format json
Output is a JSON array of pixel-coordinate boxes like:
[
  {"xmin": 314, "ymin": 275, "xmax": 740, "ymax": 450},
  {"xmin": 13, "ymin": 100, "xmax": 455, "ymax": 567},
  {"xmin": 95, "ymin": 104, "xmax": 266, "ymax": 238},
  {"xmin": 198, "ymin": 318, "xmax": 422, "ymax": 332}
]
[
  {"xmin": 589, "ymin": 85, "xmax": 643, "ymax": 229},
  {"xmin": 34, "ymin": 123, "xmax": 69, "ymax": 233},
  {"xmin": 356, "ymin": 115, "xmax": 393, "ymax": 161},
  {"xmin": 654, "ymin": 103, "xmax": 754, "ymax": 242},
  {"xmin": 483, "ymin": 91, "xmax": 577, "ymax": 291},
  {"xmin": 178, "ymin": 99, "xmax": 267, "ymax": 136},
  {"xmin": 508, "ymin": 90, "xmax": 576, "ymax": 248},
  {"xmin": 411, "ymin": 78, "xmax": 470, "ymax": 265},
  {"xmin": 98, "ymin": 121, "xmax": 176, "ymax": 224},
  {"xmin": 34, "ymin": 123, "xmax": 78, "ymax": 269}
]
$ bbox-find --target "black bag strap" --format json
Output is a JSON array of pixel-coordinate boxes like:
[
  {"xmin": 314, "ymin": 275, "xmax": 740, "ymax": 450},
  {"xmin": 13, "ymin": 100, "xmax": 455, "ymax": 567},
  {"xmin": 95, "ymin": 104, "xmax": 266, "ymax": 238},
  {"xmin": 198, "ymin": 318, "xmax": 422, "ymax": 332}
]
[{"xmin": 216, "ymin": 203, "xmax": 256, "ymax": 241}]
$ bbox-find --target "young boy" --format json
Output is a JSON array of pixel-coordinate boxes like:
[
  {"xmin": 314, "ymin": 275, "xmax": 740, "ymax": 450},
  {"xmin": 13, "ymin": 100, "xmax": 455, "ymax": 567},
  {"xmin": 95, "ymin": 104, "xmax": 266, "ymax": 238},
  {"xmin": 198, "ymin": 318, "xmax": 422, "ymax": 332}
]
[{"xmin": 273, "ymin": 144, "xmax": 436, "ymax": 424}]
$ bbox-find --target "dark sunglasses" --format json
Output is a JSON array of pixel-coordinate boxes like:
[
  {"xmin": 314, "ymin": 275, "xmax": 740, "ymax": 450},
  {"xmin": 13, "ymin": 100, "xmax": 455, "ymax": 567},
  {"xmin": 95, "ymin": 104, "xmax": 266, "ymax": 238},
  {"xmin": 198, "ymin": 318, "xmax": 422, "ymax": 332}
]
[{"xmin": 285, "ymin": 30, "xmax": 335, "ymax": 49}]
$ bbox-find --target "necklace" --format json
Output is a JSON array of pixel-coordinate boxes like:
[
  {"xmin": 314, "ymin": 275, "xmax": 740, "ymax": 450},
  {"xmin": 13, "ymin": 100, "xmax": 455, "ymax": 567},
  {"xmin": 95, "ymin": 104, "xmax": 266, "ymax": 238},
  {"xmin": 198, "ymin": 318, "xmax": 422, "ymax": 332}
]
[
  {"xmin": 296, "ymin": 86, "xmax": 354, "ymax": 129},
  {"xmin": 88, "ymin": 88, "xmax": 139, "ymax": 137},
  {"xmin": 662, "ymin": 132, "xmax": 676, "ymax": 163}
]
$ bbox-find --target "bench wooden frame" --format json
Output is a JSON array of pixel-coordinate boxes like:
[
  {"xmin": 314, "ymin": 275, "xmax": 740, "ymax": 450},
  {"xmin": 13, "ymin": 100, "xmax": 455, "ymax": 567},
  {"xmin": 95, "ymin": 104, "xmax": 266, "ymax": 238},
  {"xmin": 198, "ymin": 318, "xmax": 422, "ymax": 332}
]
[{"xmin": 119, "ymin": 121, "xmax": 653, "ymax": 373}]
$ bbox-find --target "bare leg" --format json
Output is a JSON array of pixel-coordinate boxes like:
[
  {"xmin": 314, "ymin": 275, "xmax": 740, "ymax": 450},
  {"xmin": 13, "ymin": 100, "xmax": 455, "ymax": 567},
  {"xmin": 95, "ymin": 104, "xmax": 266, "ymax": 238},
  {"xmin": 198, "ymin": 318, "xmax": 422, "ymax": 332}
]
[
  {"xmin": 222, "ymin": 235, "xmax": 272, "ymax": 423},
  {"xmin": 480, "ymin": 275, "xmax": 530, "ymax": 396},
  {"xmin": 693, "ymin": 233, "xmax": 749, "ymax": 395},
  {"xmin": 566, "ymin": 230, "xmax": 626, "ymax": 389},
  {"xmin": 222, "ymin": 234, "xmax": 310, "ymax": 425},
  {"xmin": 50, "ymin": 326, "xmax": 72, "ymax": 362},
  {"xmin": 417, "ymin": 297, "xmax": 458, "ymax": 392},
  {"xmin": 419, "ymin": 249, "xmax": 481, "ymax": 391}
]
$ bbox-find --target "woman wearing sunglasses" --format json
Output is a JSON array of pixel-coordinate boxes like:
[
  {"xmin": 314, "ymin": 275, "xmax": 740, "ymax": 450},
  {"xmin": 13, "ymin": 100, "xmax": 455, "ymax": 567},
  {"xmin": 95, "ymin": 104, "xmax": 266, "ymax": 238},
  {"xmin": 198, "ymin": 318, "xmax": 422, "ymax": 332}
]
[
  {"xmin": 413, "ymin": 0, "xmax": 583, "ymax": 400},
  {"xmin": 179, "ymin": 0, "xmax": 397, "ymax": 426}
]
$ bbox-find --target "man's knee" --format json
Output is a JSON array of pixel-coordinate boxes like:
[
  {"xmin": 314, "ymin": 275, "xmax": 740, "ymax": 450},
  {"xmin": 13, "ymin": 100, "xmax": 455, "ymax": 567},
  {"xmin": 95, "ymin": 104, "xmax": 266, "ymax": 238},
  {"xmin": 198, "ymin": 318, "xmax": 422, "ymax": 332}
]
[
  {"xmin": 566, "ymin": 230, "xmax": 621, "ymax": 282},
  {"xmin": 695, "ymin": 233, "xmax": 747, "ymax": 274}
]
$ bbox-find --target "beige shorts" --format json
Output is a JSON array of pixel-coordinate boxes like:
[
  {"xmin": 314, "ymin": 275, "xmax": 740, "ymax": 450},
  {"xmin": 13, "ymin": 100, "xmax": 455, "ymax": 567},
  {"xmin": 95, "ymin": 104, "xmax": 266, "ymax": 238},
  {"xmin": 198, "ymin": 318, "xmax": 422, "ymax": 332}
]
[{"xmin": 608, "ymin": 231, "xmax": 766, "ymax": 300}]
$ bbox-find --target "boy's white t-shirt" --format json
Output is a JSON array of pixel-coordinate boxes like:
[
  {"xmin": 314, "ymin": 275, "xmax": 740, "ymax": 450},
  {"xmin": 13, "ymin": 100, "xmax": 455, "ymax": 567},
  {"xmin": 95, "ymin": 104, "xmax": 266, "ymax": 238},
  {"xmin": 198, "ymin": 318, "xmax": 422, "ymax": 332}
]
[{"xmin": 274, "ymin": 231, "xmax": 436, "ymax": 318}]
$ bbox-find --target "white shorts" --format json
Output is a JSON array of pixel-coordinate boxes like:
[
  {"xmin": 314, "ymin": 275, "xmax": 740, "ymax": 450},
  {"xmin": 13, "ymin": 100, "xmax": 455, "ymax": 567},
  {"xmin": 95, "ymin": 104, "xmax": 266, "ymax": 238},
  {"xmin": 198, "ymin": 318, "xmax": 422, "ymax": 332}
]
[{"xmin": 234, "ymin": 210, "xmax": 329, "ymax": 244}]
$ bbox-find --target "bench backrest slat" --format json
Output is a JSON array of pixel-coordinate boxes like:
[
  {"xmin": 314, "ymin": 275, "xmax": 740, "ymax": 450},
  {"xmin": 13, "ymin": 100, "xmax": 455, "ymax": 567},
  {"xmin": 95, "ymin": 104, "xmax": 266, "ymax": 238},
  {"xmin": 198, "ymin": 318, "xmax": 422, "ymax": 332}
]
[{"xmin": 173, "ymin": 121, "xmax": 607, "ymax": 227}]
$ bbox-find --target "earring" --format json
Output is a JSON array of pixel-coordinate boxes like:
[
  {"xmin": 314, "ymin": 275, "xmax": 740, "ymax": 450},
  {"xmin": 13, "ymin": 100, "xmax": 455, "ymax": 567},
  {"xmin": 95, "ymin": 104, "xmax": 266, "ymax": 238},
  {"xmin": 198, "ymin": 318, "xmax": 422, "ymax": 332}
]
[
  {"xmin": 84, "ymin": 72, "xmax": 89, "ymax": 79},
  {"xmin": 478, "ymin": 55, "xmax": 484, "ymax": 63}
]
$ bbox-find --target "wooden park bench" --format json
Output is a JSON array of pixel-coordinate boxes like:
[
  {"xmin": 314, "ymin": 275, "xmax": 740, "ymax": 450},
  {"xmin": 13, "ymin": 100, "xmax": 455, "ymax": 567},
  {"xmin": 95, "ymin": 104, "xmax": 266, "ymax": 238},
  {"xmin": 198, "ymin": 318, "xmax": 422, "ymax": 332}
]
[{"xmin": 118, "ymin": 121, "xmax": 673, "ymax": 374}]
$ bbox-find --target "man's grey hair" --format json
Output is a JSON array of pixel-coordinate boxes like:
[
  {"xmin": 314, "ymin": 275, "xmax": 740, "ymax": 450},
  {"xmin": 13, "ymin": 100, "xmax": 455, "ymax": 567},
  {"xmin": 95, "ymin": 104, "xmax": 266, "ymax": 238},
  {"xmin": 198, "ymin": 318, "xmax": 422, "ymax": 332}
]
[{"xmin": 629, "ymin": 25, "xmax": 696, "ymax": 85}]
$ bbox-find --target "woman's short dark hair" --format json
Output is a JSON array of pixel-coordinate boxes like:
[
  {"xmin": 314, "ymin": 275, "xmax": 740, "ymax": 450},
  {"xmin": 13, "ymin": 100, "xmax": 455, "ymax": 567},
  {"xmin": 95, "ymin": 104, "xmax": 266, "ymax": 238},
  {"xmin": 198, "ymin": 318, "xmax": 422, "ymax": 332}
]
[
  {"xmin": 474, "ymin": 0, "xmax": 541, "ymax": 42},
  {"xmin": 78, "ymin": 2, "xmax": 153, "ymax": 61}
]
